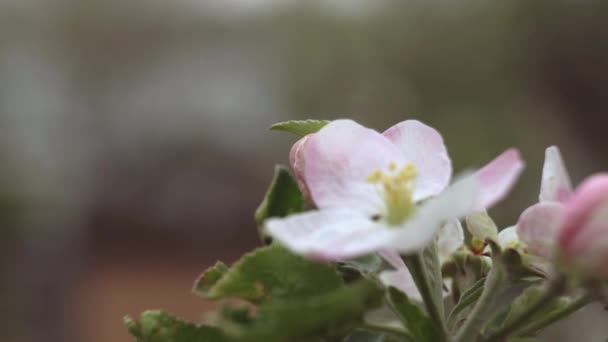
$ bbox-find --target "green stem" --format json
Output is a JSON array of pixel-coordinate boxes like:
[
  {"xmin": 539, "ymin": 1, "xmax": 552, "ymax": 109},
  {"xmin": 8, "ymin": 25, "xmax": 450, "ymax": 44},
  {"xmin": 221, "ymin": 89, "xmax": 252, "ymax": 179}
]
[
  {"xmin": 359, "ymin": 322, "xmax": 413, "ymax": 340},
  {"xmin": 516, "ymin": 294, "xmax": 592, "ymax": 337},
  {"xmin": 482, "ymin": 275, "xmax": 567, "ymax": 342},
  {"xmin": 454, "ymin": 260, "xmax": 506, "ymax": 342},
  {"xmin": 405, "ymin": 253, "xmax": 450, "ymax": 342}
]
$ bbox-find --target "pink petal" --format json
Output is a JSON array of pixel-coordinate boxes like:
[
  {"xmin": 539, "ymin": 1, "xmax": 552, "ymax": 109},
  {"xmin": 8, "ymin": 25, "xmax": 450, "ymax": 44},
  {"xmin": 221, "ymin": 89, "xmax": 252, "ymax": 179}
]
[
  {"xmin": 379, "ymin": 268, "xmax": 422, "ymax": 302},
  {"xmin": 265, "ymin": 208, "xmax": 392, "ymax": 261},
  {"xmin": 539, "ymin": 146, "xmax": 573, "ymax": 203},
  {"xmin": 437, "ymin": 219, "xmax": 464, "ymax": 263},
  {"xmin": 289, "ymin": 135, "xmax": 312, "ymax": 200},
  {"xmin": 517, "ymin": 202, "xmax": 563, "ymax": 258},
  {"xmin": 561, "ymin": 202, "xmax": 608, "ymax": 275},
  {"xmin": 383, "ymin": 120, "xmax": 452, "ymax": 201},
  {"xmin": 304, "ymin": 119, "xmax": 406, "ymax": 215},
  {"xmin": 559, "ymin": 174, "xmax": 608, "ymax": 260},
  {"xmin": 474, "ymin": 149, "xmax": 525, "ymax": 210}
]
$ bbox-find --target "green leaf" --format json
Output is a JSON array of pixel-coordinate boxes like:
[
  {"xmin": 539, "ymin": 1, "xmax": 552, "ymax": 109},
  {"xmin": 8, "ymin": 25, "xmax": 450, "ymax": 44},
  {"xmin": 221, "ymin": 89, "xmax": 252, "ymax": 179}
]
[
  {"xmin": 502, "ymin": 286, "xmax": 572, "ymax": 329},
  {"xmin": 207, "ymin": 244, "xmax": 343, "ymax": 301},
  {"xmin": 405, "ymin": 240, "xmax": 445, "ymax": 317},
  {"xmin": 447, "ymin": 277, "xmax": 486, "ymax": 329},
  {"xmin": 270, "ymin": 119, "xmax": 330, "ymax": 137},
  {"xmin": 220, "ymin": 280, "xmax": 383, "ymax": 341},
  {"xmin": 193, "ymin": 261, "xmax": 228, "ymax": 297},
  {"xmin": 254, "ymin": 165, "xmax": 306, "ymax": 243},
  {"xmin": 125, "ymin": 310, "xmax": 229, "ymax": 342},
  {"xmin": 386, "ymin": 287, "xmax": 440, "ymax": 342},
  {"xmin": 506, "ymin": 338, "xmax": 539, "ymax": 342},
  {"xmin": 454, "ymin": 240, "xmax": 508, "ymax": 342},
  {"xmin": 340, "ymin": 254, "xmax": 384, "ymax": 274},
  {"xmin": 345, "ymin": 329, "xmax": 406, "ymax": 342},
  {"xmin": 443, "ymin": 253, "xmax": 492, "ymax": 304}
]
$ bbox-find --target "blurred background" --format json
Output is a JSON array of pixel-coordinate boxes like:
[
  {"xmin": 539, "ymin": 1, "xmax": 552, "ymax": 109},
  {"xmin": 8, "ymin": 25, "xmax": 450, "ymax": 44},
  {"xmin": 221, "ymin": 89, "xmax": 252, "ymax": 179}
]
[{"xmin": 1, "ymin": 1, "xmax": 607, "ymax": 341}]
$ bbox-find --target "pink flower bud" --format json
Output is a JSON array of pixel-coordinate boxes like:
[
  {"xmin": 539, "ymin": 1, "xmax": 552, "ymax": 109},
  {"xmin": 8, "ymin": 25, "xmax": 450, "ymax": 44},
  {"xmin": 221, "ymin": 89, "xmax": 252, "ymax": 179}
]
[
  {"xmin": 558, "ymin": 173, "xmax": 608, "ymax": 276},
  {"xmin": 289, "ymin": 135, "xmax": 312, "ymax": 201}
]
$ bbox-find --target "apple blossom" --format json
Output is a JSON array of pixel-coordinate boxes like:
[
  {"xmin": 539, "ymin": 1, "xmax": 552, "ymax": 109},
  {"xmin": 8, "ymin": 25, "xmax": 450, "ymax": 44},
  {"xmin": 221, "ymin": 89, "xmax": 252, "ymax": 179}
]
[
  {"xmin": 265, "ymin": 119, "xmax": 524, "ymax": 261},
  {"xmin": 498, "ymin": 146, "xmax": 608, "ymax": 278},
  {"xmin": 486, "ymin": 146, "xmax": 572, "ymax": 266},
  {"xmin": 557, "ymin": 174, "xmax": 608, "ymax": 276}
]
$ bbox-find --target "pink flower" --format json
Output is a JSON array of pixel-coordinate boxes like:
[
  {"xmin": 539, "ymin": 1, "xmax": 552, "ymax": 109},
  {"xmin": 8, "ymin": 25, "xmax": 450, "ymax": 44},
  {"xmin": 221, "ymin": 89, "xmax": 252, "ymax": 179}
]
[
  {"xmin": 265, "ymin": 119, "xmax": 524, "ymax": 262},
  {"xmin": 557, "ymin": 174, "xmax": 608, "ymax": 276},
  {"xmin": 506, "ymin": 146, "xmax": 608, "ymax": 277},
  {"xmin": 497, "ymin": 147, "xmax": 572, "ymax": 263}
]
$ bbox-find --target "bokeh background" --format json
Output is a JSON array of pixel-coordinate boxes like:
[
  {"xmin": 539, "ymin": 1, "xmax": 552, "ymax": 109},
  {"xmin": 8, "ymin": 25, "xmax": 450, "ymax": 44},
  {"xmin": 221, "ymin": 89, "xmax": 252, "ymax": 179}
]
[{"xmin": 1, "ymin": 1, "xmax": 607, "ymax": 341}]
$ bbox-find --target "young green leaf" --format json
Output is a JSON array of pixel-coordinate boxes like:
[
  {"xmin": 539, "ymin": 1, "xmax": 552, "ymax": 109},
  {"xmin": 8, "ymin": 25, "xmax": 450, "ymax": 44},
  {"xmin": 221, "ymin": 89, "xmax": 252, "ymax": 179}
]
[
  {"xmin": 386, "ymin": 287, "xmax": 441, "ymax": 342},
  {"xmin": 193, "ymin": 261, "xmax": 228, "ymax": 297},
  {"xmin": 447, "ymin": 277, "xmax": 486, "ymax": 329},
  {"xmin": 270, "ymin": 119, "xmax": 330, "ymax": 137},
  {"xmin": 220, "ymin": 280, "xmax": 383, "ymax": 341},
  {"xmin": 254, "ymin": 165, "xmax": 306, "ymax": 243},
  {"xmin": 404, "ymin": 241, "xmax": 446, "ymax": 318},
  {"xmin": 501, "ymin": 285, "xmax": 572, "ymax": 330},
  {"xmin": 124, "ymin": 310, "xmax": 229, "ymax": 342},
  {"xmin": 207, "ymin": 244, "xmax": 343, "ymax": 302}
]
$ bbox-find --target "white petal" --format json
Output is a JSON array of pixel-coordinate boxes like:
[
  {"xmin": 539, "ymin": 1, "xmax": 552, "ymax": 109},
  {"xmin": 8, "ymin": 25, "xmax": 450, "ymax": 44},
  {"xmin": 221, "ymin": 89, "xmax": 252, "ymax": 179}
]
[
  {"xmin": 474, "ymin": 149, "xmax": 525, "ymax": 210},
  {"xmin": 437, "ymin": 219, "xmax": 464, "ymax": 263},
  {"xmin": 383, "ymin": 120, "xmax": 452, "ymax": 201},
  {"xmin": 379, "ymin": 269, "xmax": 422, "ymax": 302},
  {"xmin": 497, "ymin": 226, "xmax": 519, "ymax": 249},
  {"xmin": 378, "ymin": 250, "xmax": 406, "ymax": 269},
  {"xmin": 268, "ymin": 172, "xmax": 478, "ymax": 261},
  {"xmin": 517, "ymin": 202, "xmax": 563, "ymax": 258},
  {"xmin": 304, "ymin": 119, "xmax": 405, "ymax": 215},
  {"xmin": 265, "ymin": 208, "xmax": 391, "ymax": 261},
  {"xmin": 540, "ymin": 146, "xmax": 573, "ymax": 203},
  {"xmin": 384, "ymin": 173, "xmax": 479, "ymax": 253}
]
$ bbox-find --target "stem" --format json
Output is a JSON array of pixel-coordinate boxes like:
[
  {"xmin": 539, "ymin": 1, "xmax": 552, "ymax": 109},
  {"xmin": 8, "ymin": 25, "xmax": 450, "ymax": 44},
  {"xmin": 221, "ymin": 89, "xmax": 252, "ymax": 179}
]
[
  {"xmin": 359, "ymin": 322, "xmax": 413, "ymax": 340},
  {"xmin": 515, "ymin": 294, "xmax": 591, "ymax": 337},
  {"xmin": 454, "ymin": 261, "xmax": 506, "ymax": 342},
  {"xmin": 406, "ymin": 253, "xmax": 450, "ymax": 342},
  {"xmin": 482, "ymin": 275, "xmax": 567, "ymax": 342}
]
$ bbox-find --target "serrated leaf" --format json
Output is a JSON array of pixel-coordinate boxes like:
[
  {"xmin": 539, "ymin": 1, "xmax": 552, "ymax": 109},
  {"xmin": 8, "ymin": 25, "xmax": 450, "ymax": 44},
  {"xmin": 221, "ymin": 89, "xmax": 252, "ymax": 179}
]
[
  {"xmin": 220, "ymin": 280, "xmax": 383, "ymax": 341},
  {"xmin": 193, "ymin": 261, "xmax": 228, "ymax": 297},
  {"xmin": 254, "ymin": 165, "xmax": 306, "ymax": 243},
  {"xmin": 270, "ymin": 119, "xmax": 330, "ymax": 137},
  {"xmin": 386, "ymin": 287, "xmax": 440, "ymax": 342},
  {"xmin": 125, "ymin": 310, "xmax": 229, "ymax": 342},
  {"xmin": 207, "ymin": 244, "xmax": 343, "ymax": 301}
]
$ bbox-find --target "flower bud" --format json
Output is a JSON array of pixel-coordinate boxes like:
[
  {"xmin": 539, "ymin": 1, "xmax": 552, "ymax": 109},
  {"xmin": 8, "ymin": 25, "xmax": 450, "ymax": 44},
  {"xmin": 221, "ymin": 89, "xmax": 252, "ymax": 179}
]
[
  {"xmin": 558, "ymin": 173, "xmax": 608, "ymax": 277},
  {"xmin": 289, "ymin": 135, "xmax": 312, "ymax": 201},
  {"xmin": 466, "ymin": 210, "xmax": 498, "ymax": 254}
]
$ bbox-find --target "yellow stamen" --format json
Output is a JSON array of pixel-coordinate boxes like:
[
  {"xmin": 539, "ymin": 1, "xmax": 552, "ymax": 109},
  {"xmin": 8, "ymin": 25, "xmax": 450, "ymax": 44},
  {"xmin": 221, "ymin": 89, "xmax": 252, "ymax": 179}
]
[{"xmin": 367, "ymin": 163, "xmax": 417, "ymax": 226}]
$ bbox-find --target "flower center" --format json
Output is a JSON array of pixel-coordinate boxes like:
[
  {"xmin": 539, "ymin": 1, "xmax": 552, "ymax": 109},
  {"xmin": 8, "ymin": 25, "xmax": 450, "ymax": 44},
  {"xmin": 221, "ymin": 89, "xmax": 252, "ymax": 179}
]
[{"xmin": 367, "ymin": 162, "xmax": 417, "ymax": 226}]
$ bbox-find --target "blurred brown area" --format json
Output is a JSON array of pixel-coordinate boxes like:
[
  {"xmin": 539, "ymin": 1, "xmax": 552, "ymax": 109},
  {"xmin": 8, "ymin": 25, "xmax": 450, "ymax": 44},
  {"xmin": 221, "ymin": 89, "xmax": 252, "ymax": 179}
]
[{"xmin": 0, "ymin": 1, "xmax": 607, "ymax": 341}]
